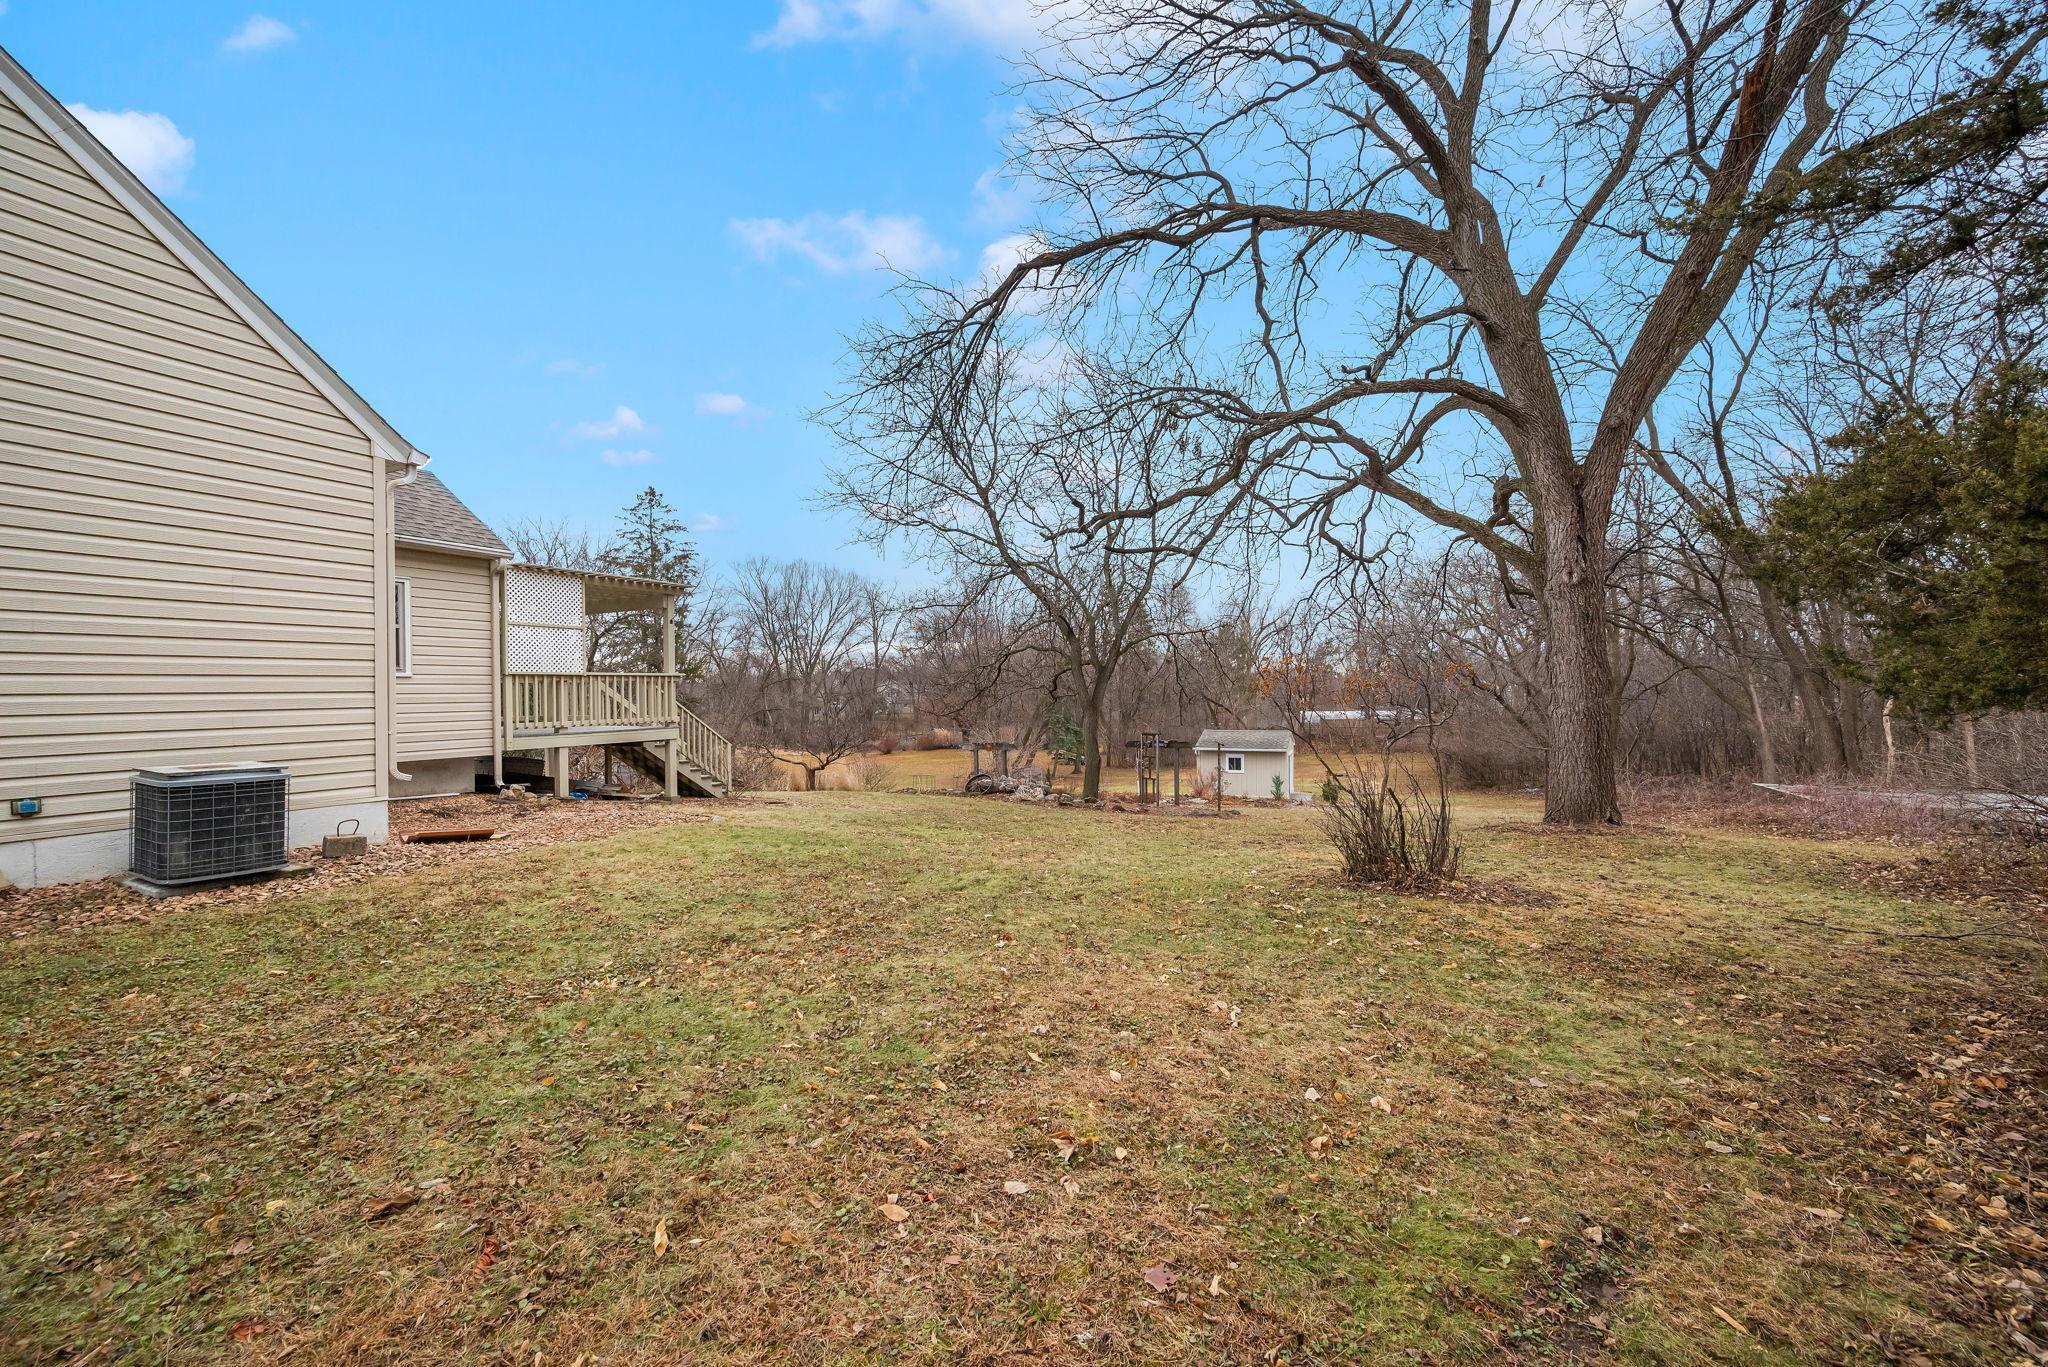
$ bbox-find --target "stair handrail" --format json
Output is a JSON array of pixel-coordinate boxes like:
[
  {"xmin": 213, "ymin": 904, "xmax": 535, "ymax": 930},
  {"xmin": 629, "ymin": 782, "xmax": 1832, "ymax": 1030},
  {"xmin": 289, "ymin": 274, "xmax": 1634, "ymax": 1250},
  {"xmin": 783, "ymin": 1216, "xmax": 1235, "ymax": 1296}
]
[{"xmin": 674, "ymin": 700, "xmax": 732, "ymax": 791}]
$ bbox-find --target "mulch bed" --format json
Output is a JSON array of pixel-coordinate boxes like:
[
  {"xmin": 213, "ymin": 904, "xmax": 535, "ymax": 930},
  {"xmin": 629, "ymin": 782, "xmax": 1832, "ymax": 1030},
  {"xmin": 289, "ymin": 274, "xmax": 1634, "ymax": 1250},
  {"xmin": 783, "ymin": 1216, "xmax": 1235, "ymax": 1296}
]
[{"xmin": 0, "ymin": 792, "xmax": 723, "ymax": 941}]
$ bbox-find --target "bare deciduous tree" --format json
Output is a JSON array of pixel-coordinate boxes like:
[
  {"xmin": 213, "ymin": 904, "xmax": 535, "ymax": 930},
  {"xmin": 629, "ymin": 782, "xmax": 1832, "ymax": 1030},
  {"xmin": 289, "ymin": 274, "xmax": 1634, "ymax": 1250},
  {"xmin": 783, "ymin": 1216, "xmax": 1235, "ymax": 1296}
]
[
  {"xmin": 727, "ymin": 558, "xmax": 889, "ymax": 790},
  {"xmin": 863, "ymin": 0, "xmax": 1948, "ymax": 823},
  {"xmin": 830, "ymin": 340, "xmax": 1228, "ymax": 799}
]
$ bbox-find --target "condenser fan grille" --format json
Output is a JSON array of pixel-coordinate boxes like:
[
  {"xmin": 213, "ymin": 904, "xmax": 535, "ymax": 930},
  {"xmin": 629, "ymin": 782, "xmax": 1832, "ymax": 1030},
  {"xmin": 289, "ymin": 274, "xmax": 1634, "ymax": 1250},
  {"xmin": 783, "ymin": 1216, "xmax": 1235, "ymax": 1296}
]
[{"xmin": 130, "ymin": 765, "xmax": 288, "ymax": 885}]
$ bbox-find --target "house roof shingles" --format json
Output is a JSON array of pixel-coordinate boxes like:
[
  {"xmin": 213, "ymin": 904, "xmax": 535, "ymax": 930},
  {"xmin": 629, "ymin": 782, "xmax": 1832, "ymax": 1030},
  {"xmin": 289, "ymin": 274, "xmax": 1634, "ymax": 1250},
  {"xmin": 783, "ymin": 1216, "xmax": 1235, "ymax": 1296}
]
[
  {"xmin": 1192, "ymin": 728, "xmax": 1294, "ymax": 752},
  {"xmin": 393, "ymin": 471, "xmax": 510, "ymax": 558}
]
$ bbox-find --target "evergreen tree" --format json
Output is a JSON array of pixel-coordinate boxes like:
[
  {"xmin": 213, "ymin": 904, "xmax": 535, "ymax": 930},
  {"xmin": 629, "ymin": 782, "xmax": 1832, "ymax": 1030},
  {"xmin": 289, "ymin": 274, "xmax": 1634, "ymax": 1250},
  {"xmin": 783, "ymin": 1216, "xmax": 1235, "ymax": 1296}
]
[
  {"xmin": 595, "ymin": 487, "xmax": 700, "ymax": 674},
  {"xmin": 1759, "ymin": 366, "xmax": 2048, "ymax": 721},
  {"xmin": 1793, "ymin": 0, "xmax": 2048, "ymax": 312}
]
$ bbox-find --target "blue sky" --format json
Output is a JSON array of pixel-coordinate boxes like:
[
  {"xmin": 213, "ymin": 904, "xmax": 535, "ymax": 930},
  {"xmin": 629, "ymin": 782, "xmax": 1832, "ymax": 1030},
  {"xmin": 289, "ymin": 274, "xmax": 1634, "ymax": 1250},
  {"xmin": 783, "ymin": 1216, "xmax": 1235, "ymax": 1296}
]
[{"xmin": 3, "ymin": 2, "xmax": 1046, "ymax": 578}]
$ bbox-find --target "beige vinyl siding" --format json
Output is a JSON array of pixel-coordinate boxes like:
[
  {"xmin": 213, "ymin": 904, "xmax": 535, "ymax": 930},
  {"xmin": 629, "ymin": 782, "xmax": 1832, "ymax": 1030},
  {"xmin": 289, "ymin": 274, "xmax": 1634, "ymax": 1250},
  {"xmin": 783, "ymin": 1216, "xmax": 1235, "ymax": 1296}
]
[
  {"xmin": 0, "ymin": 86, "xmax": 383, "ymax": 845},
  {"xmin": 394, "ymin": 549, "xmax": 496, "ymax": 763}
]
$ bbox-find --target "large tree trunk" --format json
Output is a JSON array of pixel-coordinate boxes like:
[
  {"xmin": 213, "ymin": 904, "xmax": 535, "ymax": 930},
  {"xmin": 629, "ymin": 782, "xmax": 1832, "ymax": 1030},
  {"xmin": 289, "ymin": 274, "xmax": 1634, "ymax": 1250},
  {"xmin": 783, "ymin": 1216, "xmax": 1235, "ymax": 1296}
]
[
  {"xmin": 1540, "ymin": 500, "xmax": 1623, "ymax": 825},
  {"xmin": 1079, "ymin": 704, "xmax": 1103, "ymax": 802}
]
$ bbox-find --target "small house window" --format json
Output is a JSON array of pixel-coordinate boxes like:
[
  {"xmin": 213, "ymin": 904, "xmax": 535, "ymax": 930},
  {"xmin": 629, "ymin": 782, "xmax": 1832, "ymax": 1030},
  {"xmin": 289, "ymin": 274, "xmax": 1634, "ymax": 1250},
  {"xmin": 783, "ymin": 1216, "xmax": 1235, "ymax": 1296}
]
[
  {"xmin": 1225, "ymin": 754, "xmax": 1244, "ymax": 773},
  {"xmin": 393, "ymin": 577, "xmax": 413, "ymax": 677}
]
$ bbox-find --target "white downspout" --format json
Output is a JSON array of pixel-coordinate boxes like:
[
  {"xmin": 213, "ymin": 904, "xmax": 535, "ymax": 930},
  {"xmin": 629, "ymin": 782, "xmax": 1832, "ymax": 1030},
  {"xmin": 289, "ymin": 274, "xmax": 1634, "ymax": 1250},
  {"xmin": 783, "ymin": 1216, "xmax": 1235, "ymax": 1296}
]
[
  {"xmin": 491, "ymin": 558, "xmax": 509, "ymax": 788},
  {"xmin": 385, "ymin": 460, "xmax": 424, "ymax": 784}
]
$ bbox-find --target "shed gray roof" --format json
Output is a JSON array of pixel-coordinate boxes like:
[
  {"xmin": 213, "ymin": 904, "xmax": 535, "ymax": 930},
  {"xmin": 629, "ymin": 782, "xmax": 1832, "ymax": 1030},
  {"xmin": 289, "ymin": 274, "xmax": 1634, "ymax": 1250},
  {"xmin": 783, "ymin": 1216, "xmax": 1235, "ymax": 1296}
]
[
  {"xmin": 1191, "ymin": 728, "xmax": 1294, "ymax": 752},
  {"xmin": 393, "ymin": 471, "xmax": 510, "ymax": 558}
]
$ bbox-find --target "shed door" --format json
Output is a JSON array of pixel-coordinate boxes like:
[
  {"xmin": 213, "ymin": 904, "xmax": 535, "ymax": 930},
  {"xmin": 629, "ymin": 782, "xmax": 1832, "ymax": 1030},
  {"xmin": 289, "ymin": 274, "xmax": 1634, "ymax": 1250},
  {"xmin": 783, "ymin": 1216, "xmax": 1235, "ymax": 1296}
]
[{"xmin": 505, "ymin": 567, "xmax": 586, "ymax": 672}]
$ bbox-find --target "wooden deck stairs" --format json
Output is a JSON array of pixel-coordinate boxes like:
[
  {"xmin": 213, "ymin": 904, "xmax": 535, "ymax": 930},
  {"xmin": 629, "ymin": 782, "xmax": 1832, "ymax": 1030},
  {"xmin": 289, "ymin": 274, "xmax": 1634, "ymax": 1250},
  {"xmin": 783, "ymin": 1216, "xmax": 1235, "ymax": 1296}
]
[{"xmin": 608, "ymin": 736, "xmax": 730, "ymax": 799}]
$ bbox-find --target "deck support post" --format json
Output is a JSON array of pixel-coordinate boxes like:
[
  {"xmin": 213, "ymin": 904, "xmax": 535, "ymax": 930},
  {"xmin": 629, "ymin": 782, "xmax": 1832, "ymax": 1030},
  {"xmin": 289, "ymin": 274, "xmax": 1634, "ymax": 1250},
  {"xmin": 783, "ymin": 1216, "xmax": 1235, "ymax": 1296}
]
[
  {"xmin": 553, "ymin": 749, "xmax": 572, "ymax": 799},
  {"xmin": 663, "ymin": 737, "xmax": 679, "ymax": 799}
]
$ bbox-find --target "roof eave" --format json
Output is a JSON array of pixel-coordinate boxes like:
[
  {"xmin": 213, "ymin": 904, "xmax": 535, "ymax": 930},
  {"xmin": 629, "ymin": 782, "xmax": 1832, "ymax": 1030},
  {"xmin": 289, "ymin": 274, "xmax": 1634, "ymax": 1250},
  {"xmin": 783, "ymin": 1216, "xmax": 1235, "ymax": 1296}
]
[{"xmin": 395, "ymin": 534, "xmax": 510, "ymax": 560}]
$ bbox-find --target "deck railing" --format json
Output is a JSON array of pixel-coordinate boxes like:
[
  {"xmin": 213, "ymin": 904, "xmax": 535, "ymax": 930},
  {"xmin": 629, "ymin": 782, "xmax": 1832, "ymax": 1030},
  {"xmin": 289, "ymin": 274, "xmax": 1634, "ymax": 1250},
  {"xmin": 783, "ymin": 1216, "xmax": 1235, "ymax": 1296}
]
[
  {"xmin": 505, "ymin": 672, "xmax": 733, "ymax": 792},
  {"xmin": 507, "ymin": 672, "xmax": 680, "ymax": 732}
]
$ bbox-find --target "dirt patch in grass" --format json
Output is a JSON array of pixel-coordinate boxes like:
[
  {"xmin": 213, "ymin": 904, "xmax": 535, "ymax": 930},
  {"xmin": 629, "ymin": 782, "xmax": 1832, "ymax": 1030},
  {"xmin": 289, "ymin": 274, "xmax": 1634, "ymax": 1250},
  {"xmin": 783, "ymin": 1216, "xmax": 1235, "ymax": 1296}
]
[
  {"xmin": 1, "ymin": 793, "xmax": 2044, "ymax": 1364},
  {"xmin": 1503, "ymin": 1222, "xmax": 1638, "ymax": 1361}
]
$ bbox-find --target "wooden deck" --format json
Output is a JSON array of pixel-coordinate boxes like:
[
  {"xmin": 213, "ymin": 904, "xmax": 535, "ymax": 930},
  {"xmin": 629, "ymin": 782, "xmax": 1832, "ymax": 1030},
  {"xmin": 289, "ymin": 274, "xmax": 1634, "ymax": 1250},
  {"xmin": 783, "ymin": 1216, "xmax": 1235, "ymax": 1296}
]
[{"xmin": 505, "ymin": 671, "xmax": 732, "ymax": 797}]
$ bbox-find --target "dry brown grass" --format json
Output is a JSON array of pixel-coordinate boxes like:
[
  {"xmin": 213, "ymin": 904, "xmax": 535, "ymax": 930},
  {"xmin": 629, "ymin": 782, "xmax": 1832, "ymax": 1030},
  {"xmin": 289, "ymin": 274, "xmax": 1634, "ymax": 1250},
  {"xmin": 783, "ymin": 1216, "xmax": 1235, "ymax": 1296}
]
[{"xmin": 0, "ymin": 794, "xmax": 2041, "ymax": 1364}]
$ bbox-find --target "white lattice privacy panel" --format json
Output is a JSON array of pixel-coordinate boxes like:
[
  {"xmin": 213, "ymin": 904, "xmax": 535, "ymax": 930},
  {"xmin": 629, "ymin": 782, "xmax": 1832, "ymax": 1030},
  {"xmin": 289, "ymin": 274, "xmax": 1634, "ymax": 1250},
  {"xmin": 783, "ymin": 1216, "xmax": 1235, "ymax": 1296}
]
[{"xmin": 506, "ymin": 567, "xmax": 587, "ymax": 672}]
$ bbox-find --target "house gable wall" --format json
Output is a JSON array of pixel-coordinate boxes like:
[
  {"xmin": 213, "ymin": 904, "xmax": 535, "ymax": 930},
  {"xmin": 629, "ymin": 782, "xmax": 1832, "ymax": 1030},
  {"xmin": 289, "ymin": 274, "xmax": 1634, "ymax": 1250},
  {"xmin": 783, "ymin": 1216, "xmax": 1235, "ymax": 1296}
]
[{"xmin": 0, "ymin": 85, "xmax": 386, "ymax": 881}]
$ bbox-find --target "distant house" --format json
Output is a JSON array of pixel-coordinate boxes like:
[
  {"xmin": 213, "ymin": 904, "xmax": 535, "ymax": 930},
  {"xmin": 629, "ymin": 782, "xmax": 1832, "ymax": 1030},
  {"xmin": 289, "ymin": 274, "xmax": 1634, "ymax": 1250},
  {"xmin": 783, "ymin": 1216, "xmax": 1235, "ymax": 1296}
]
[
  {"xmin": 1191, "ymin": 729, "xmax": 1296, "ymax": 799},
  {"xmin": 1301, "ymin": 708, "xmax": 1405, "ymax": 727},
  {"xmin": 0, "ymin": 46, "xmax": 728, "ymax": 887}
]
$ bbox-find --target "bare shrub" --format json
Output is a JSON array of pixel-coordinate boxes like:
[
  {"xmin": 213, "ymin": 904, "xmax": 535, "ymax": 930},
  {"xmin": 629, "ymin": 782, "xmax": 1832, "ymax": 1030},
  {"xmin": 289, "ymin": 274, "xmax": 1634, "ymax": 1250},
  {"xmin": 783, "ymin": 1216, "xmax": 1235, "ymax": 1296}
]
[
  {"xmin": 730, "ymin": 748, "xmax": 786, "ymax": 793},
  {"xmin": 873, "ymin": 734, "xmax": 900, "ymax": 755},
  {"xmin": 1320, "ymin": 768, "xmax": 1461, "ymax": 889},
  {"xmin": 842, "ymin": 755, "xmax": 890, "ymax": 791},
  {"xmin": 914, "ymin": 728, "xmax": 960, "ymax": 751}
]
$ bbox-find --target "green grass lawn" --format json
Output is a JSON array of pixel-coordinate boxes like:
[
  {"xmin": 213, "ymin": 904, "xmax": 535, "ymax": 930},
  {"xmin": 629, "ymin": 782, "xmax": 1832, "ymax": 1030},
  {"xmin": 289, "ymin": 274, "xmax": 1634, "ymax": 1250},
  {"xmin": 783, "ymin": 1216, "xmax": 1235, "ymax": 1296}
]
[{"xmin": 1, "ymin": 793, "xmax": 2040, "ymax": 1364}]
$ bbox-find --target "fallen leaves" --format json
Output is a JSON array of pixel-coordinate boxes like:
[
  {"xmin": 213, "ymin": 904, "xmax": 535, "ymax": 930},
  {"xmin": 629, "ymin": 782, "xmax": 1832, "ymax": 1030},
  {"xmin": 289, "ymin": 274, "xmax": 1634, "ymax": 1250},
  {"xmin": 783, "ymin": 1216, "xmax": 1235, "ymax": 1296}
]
[
  {"xmin": 879, "ymin": 1202, "xmax": 910, "ymax": 1224},
  {"xmin": 1048, "ymin": 1127, "xmax": 1099, "ymax": 1163},
  {"xmin": 363, "ymin": 1192, "xmax": 417, "ymax": 1223},
  {"xmin": 3, "ymin": 793, "xmax": 718, "ymax": 939},
  {"xmin": 653, "ymin": 1219, "xmax": 671, "ymax": 1258},
  {"xmin": 1002, "ymin": 1180, "xmax": 1031, "ymax": 1196},
  {"xmin": 1141, "ymin": 1263, "xmax": 1177, "ymax": 1292}
]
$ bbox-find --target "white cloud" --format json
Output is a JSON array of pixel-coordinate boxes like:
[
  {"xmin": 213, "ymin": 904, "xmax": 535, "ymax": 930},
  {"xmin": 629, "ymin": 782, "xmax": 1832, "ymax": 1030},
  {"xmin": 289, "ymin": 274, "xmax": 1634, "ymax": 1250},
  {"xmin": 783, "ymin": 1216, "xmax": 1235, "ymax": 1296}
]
[
  {"xmin": 544, "ymin": 358, "xmax": 601, "ymax": 377},
  {"xmin": 977, "ymin": 231, "xmax": 1044, "ymax": 283},
  {"xmin": 688, "ymin": 513, "xmax": 731, "ymax": 533},
  {"xmin": 731, "ymin": 211, "xmax": 949, "ymax": 275},
  {"xmin": 754, "ymin": 0, "xmax": 1051, "ymax": 50},
  {"xmin": 568, "ymin": 405, "xmax": 646, "ymax": 441},
  {"xmin": 600, "ymin": 448, "xmax": 656, "ymax": 467},
  {"xmin": 694, "ymin": 391, "xmax": 765, "ymax": 420},
  {"xmin": 65, "ymin": 104, "xmax": 196, "ymax": 195},
  {"xmin": 223, "ymin": 14, "xmax": 298, "ymax": 53},
  {"xmin": 970, "ymin": 165, "xmax": 1034, "ymax": 230}
]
